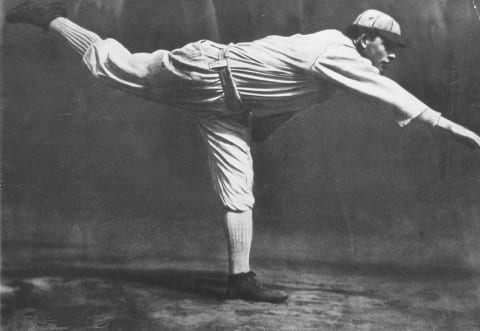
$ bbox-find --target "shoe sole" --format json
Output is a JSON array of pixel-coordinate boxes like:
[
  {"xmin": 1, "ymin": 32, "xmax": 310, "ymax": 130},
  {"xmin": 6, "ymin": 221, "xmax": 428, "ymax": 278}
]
[{"xmin": 225, "ymin": 291, "xmax": 289, "ymax": 303}]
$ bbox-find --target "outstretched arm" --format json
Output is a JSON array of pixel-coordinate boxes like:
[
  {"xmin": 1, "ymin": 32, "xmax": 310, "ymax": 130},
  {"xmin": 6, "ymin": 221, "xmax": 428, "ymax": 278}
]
[
  {"xmin": 313, "ymin": 42, "xmax": 480, "ymax": 150},
  {"xmin": 312, "ymin": 42, "xmax": 436, "ymax": 127}
]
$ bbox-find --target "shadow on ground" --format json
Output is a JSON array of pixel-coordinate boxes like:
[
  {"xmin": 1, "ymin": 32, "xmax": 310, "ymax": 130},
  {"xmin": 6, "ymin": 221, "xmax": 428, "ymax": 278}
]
[{"xmin": 2, "ymin": 253, "xmax": 480, "ymax": 330}]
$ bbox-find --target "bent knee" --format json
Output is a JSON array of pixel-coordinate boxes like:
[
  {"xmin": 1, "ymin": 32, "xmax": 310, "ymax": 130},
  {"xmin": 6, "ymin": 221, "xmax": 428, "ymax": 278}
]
[{"xmin": 221, "ymin": 192, "xmax": 255, "ymax": 212}]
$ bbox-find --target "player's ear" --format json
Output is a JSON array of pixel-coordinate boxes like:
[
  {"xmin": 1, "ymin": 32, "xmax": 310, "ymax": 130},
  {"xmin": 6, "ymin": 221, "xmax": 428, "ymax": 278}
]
[{"xmin": 358, "ymin": 33, "xmax": 369, "ymax": 49}]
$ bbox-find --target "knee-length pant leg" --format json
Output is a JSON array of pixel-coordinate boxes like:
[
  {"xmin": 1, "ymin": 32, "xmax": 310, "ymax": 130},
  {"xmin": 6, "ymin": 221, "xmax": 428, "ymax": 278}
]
[{"xmin": 196, "ymin": 115, "xmax": 254, "ymax": 212}]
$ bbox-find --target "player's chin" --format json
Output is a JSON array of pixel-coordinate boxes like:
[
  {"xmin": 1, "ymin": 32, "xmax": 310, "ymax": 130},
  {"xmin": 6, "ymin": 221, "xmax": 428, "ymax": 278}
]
[
  {"xmin": 374, "ymin": 63, "xmax": 387, "ymax": 74},
  {"xmin": 380, "ymin": 64, "xmax": 390, "ymax": 73}
]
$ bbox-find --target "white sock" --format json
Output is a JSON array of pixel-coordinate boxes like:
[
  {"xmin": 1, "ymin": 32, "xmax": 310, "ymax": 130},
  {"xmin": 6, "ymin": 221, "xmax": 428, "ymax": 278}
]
[
  {"xmin": 48, "ymin": 17, "xmax": 101, "ymax": 56},
  {"xmin": 224, "ymin": 210, "xmax": 252, "ymax": 275}
]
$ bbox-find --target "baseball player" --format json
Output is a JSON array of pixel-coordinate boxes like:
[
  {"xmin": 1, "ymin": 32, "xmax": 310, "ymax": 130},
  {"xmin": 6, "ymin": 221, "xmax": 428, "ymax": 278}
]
[{"xmin": 6, "ymin": 1, "xmax": 480, "ymax": 303}]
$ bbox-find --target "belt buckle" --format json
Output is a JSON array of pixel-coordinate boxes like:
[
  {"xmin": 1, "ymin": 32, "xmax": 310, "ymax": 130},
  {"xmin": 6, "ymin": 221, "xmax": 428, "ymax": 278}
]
[{"xmin": 209, "ymin": 59, "xmax": 228, "ymax": 70}]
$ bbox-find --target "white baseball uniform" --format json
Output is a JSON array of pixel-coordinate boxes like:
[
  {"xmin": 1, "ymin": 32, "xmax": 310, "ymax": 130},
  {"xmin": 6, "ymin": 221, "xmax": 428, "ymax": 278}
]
[{"xmin": 81, "ymin": 29, "xmax": 441, "ymax": 212}]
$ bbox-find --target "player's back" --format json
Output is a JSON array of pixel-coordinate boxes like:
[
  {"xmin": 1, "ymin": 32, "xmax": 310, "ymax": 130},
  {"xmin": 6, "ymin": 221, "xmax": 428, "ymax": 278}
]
[{"xmin": 229, "ymin": 29, "xmax": 351, "ymax": 73}]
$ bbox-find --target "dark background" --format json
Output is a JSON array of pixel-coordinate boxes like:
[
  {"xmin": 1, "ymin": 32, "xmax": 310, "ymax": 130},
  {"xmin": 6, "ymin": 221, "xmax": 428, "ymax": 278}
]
[{"xmin": 1, "ymin": 0, "xmax": 480, "ymax": 271}]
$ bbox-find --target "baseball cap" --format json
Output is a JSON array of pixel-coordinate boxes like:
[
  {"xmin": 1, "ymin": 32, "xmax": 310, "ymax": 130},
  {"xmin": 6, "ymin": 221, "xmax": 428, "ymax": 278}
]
[{"xmin": 346, "ymin": 9, "xmax": 406, "ymax": 48}]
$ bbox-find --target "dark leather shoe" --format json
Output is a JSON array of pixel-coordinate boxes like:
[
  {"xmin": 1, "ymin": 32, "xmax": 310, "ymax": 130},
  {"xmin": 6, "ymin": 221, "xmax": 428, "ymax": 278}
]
[
  {"xmin": 226, "ymin": 271, "xmax": 289, "ymax": 303},
  {"xmin": 5, "ymin": 1, "xmax": 67, "ymax": 31}
]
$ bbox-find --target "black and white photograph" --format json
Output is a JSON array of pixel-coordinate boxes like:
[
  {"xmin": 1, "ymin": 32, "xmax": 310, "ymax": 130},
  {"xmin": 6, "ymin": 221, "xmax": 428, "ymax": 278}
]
[{"xmin": 1, "ymin": 0, "xmax": 480, "ymax": 329}]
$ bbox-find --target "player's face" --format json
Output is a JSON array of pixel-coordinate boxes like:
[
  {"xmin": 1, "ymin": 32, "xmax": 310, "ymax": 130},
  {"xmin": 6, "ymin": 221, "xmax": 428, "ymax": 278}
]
[{"xmin": 362, "ymin": 36, "xmax": 397, "ymax": 74}]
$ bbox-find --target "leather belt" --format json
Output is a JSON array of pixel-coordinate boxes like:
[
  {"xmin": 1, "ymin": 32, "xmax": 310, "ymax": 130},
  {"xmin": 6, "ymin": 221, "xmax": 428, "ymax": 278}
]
[{"xmin": 209, "ymin": 44, "xmax": 245, "ymax": 112}]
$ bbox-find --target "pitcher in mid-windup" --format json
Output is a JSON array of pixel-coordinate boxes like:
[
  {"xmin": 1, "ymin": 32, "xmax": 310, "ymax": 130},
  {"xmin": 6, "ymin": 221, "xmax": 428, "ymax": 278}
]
[{"xmin": 6, "ymin": 1, "xmax": 480, "ymax": 303}]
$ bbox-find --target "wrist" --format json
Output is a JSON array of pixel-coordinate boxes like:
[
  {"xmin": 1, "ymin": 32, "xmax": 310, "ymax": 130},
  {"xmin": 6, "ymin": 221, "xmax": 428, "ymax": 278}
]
[
  {"xmin": 415, "ymin": 108, "xmax": 442, "ymax": 127},
  {"xmin": 437, "ymin": 117, "xmax": 454, "ymax": 132}
]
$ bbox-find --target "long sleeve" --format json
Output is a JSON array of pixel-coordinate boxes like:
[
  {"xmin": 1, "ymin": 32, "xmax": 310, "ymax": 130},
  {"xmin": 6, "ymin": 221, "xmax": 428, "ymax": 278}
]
[{"xmin": 311, "ymin": 42, "xmax": 440, "ymax": 127}]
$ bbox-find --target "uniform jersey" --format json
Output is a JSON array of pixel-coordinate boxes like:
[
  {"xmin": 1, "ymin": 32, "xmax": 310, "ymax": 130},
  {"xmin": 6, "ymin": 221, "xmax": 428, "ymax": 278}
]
[{"xmin": 82, "ymin": 29, "xmax": 441, "ymax": 211}]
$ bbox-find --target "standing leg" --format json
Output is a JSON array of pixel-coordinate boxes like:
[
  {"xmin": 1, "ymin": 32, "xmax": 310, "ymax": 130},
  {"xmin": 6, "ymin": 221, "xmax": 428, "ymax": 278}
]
[
  {"xmin": 224, "ymin": 209, "xmax": 252, "ymax": 275},
  {"xmin": 196, "ymin": 114, "xmax": 288, "ymax": 303}
]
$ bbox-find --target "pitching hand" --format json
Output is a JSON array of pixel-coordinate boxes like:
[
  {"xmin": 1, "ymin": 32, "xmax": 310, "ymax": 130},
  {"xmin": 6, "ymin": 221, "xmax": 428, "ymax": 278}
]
[
  {"xmin": 450, "ymin": 124, "xmax": 480, "ymax": 150},
  {"xmin": 436, "ymin": 116, "xmax": 480, "ymax": 150}
]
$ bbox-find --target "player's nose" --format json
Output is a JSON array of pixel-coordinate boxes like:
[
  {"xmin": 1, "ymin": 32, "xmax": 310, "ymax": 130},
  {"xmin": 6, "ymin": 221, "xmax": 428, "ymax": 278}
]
[{"xmin": 387, "ymin": 52, "xmax": 396, "ymax": 62}]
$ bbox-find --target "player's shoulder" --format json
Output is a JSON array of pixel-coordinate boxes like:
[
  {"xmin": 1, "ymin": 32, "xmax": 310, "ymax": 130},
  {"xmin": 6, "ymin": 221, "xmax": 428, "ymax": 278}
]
[
  {"xmin": 308, "ymin": 29, "xmax": 352, "ymax": 45},
  {"xmin": 295, "ymin": 29, "xmax": 356, "ymax": 59}
]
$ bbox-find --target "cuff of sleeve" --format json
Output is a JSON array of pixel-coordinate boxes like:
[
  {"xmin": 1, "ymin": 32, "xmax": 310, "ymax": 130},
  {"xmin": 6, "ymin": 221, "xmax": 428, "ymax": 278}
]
[{"xmin": 417, "ymin": 108, "xmax": 442, "ymax": 127}]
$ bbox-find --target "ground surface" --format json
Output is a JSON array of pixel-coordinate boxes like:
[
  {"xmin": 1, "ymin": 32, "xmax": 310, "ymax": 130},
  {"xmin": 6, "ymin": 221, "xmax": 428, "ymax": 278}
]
[{"xmin": 2, "ymin": 246, "xmax": 480, "ymax": 331}]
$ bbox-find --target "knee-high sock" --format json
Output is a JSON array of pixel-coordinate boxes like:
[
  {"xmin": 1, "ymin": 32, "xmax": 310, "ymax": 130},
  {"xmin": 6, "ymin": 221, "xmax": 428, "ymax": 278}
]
[
  {"xmin": 224, "ymin": 210, "xmax": 252, "ymax": 275},
  {"xmin": 48, "ymin": 17, "xmax": 101, "ymax": 56}
]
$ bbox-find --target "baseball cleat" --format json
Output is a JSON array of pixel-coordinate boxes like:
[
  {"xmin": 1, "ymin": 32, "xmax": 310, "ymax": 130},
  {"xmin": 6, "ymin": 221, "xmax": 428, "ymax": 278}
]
[
  {"xmin": 5, "ymin": 1, "xmax": 67, "ymax": 31},
  {"xmin": 226, "ymin": 271, "xmax": 289, "ymax": 303}
]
